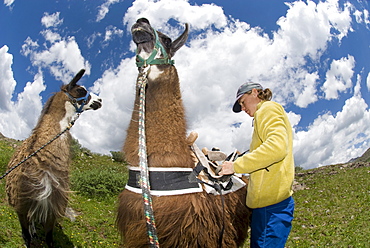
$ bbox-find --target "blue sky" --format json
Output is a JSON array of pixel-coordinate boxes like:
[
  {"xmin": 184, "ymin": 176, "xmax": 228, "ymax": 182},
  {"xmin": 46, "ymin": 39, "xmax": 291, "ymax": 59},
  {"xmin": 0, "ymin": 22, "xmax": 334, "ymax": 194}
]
[{"xmin": 1, "ymin": 0, "xmax": 370, "ymax": 169}]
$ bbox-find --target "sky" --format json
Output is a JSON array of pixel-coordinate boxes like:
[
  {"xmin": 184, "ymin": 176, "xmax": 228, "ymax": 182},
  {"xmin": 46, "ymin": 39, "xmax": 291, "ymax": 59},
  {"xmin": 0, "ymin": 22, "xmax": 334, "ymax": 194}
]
[{"xmin": 1, "ymin": 0, "xmax": 370, "ymax": 169}]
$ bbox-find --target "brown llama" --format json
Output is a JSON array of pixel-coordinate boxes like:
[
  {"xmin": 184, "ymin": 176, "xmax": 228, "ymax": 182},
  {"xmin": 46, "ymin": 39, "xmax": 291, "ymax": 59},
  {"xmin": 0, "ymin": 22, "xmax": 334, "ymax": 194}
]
[
  {"xmin": 5, "ymin": 69, "xmax": 102, "ymax": 248},
  {"xmin": 117, "ymin": 18, "xmax": 250, "ymax": 248}
]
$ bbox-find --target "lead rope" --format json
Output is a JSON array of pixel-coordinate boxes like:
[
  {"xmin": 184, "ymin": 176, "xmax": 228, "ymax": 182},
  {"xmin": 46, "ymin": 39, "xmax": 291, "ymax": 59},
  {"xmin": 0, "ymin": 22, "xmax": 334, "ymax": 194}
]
[
  {"xmin": 137, "ymin": 65, "xmax": 160, "ymax": 247},
  {"xmin": 0, "ymin": 113, "xmax": 81, "ymax": 180}
]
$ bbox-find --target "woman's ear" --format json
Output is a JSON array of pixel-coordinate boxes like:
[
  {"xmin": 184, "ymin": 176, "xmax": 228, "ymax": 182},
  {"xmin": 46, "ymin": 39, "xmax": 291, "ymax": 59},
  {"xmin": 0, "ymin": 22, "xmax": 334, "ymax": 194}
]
[{"xmin": 252, "ymin": 88, "xmax": 259, "ymax": 97}]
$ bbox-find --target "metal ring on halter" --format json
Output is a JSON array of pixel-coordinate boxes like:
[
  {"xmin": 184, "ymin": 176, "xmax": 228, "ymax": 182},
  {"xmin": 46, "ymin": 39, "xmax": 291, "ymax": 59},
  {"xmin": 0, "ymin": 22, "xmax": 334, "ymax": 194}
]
[{"xmin": 65, "ymin": 91, "xmax": 90, "ymax": 113}]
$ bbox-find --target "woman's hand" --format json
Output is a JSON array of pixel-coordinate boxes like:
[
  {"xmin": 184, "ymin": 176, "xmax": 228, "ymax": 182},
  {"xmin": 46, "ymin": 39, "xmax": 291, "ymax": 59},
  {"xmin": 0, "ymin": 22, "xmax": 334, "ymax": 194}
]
[{"xmin": 219, "ymin": 161, "xmax": 235, "ymax": 175}]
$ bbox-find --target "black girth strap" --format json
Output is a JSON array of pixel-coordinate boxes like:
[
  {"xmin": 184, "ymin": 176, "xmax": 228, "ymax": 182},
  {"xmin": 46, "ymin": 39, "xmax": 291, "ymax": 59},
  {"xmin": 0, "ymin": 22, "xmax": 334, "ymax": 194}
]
[{"xmin": 127, "ymin": 169, "xmax": 201, "ymax": 191}]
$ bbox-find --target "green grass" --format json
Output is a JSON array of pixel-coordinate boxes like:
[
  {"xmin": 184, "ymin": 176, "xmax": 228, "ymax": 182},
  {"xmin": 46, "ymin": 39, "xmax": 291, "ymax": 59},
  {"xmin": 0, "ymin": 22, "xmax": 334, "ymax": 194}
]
[
  {"xmin": 0, "ymin": 138, "xmax": 126, "ymax": 247},
  {"xmin": 1, "ymin": 137, "xmax": 369, "ymax": 247},
  {"xmin": 285, "ymin": 164, "xmax": 370, "ymax": 248}
]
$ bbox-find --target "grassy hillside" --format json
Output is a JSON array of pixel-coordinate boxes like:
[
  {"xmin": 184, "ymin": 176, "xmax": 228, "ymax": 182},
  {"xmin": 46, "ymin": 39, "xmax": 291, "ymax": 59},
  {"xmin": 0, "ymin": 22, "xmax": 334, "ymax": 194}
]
[
  {"xmin": 355, "ymin": 147, "xmax": 370, "ymax": 163},
  {"xmin": 1, "ymin": 134, "xmax": 369, "ymax": 247},
  {"xmin": 286, "ymin": 162, "xmax": 369, "ymax": 247}
]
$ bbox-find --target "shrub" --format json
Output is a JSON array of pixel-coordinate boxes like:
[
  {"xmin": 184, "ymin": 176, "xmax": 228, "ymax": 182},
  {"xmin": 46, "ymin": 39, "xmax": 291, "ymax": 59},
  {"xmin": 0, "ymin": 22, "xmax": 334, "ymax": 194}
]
[
  {"xmin": 70, "ymin": 138, "xmax": 83, "ymax": 159},
  {"xmin": 0, "ymin": 140, "xmax": 17, "ymax": 175},
  {"xmin": 71, "ymin": 167, "xmax": 128, "ymax": 199},
  {"xmin": 110, "ymin": 151, "xmax": 125, "ymax": 163},
  {"xmin": 295, "ymin": 165, "xmax": 304, "ymax": 172}
]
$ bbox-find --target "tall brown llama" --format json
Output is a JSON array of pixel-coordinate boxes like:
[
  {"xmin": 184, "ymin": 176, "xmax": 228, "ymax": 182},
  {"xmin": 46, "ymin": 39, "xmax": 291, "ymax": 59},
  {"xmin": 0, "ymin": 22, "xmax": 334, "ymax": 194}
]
[
  {"xmin": 117, "ymin": 18, "xmax": 250, "ymax": 248},
  {"xmin": 6, "ymin": 69, "xmax": 102, "ymax": 248}
]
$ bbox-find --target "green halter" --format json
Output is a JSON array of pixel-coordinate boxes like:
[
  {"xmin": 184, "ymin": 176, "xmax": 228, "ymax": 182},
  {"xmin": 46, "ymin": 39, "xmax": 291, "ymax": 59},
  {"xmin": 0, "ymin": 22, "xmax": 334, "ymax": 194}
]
[{"xmin": 135, "ymin": 28, "xmax": 175, "ymax": 68}]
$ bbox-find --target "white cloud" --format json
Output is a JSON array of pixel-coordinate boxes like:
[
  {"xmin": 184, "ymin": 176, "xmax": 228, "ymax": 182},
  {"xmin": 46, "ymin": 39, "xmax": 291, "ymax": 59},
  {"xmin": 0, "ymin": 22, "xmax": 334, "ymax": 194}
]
[
  {"xmin": 123, "ymin": 0, "xmax": 227, "ymax": 33},
  {"xmin": 104, "ymin": 26, "xmax": 124, "ymax": 42},
  {"xmin": 86, "ymin": 32, "xmax": 102, "ymax": 49},
  {"xmin": 354, "ymin": 9, "xmax": 363, "ymax": 23},
  {"xmin": 366, "ymin": 72, "xmax": 370, "ymax": 91},
  {"xmin": 4, "ymin": 0, "xmax": 14, "ymax": 7},
  {"xmin": 41, "ymin": 29, "xmax": 62, "ymax": 43},
  {"xmin": 247, "ymin": 0, "xmax": 352, "ymax": 106},
  {"xmin": 41, "ymin": 12, "xmax": 63, "ymax": 28},
  {"xmin": 2, "ymin": 0, "xmax": 369, "ymax": 171},
  {"xmin": 363, "ymin": 8, "xmax": 370, "ymax": 25},
  {"xmin": 96, "ymin": 0, "xmax": 120, "ymax": 22},
  {"xmin": 69, "ymin": 0, "xmax": 364, "ymax": 169},
  {"xmin": 22, "ymin": 12, "xmax": 90, "ymax": 84},
  {"xmin": 294, "ymin": 81, "xmax": 370, "ymax": 168},
  {"xmin": 0, "ymin": 47, "xmax": 45, "ymax": 139},
  {"xmin": 21, "ymin": 33, "xmax": 91, "ymax": 84},
  {"xmin": 324, "ymin": 0, "xmax": 353, "ymax": 40},
  {"xmin": 71, "ymin": 58, "xmax": 138, "ymax": 154},
  {"xmin": 277, "ymin": 1, "xmax": 332, "ymax": 60},
  {"xmin": 0, "ymin": 46, "xmax": 16, "ymax": 110},
  {"xmin": 73, "ymin": 0, "xmax": 368, "ymax": 169},
  {"xmin": 322, "ymin": 55, "xmax": 355, "ymax": 99},
  {"xmin": 0, "ymin": 11, "xmax": 90, "ymax": 139},
  {"xmin": 367, "ymin": 72, "xmax": 370, "ymax": 91},
  {"xmin": 295, "ymin": 72, "xmax": 319, "ymax": 108},
  {"xmin": 287, "ymin": 111, "xmax": 302, "ymax": 129}
]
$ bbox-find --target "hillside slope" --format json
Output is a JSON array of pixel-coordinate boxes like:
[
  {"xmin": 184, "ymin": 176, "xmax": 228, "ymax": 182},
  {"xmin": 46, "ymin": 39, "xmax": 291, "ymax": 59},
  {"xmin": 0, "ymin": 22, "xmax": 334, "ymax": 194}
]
[
  {"xmin": 288, "ymin": 161, "xmax": 370, "ymax": 247},
  {"xmin": 355, "ymin": 147, "xmax": 370, "ymax": 162},
  {"xmin": 0, "ymin": 134, "xmax": 369, "ymax": 247}
]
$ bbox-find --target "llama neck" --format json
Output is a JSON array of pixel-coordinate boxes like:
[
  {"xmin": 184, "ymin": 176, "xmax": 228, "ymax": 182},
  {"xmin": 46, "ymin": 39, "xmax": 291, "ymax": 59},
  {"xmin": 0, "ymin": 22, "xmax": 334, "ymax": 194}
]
[
  {"xmin": 124, "ymin": 66, "xmax": 194, "ymax": 168},
  {"xmin": 33, "ymin": 93, "xmax": 76, "ymax": 138},
  {"xmin": 147, "ymin": 65, "xmax": 163, "ymax": 81},
  {"xmin": 59, "ymin": 101, "xmax": 77, "ymax": 130},
  {"xmin": 21, "ymin": 93, "xmax": 74, "ymax": 161}
]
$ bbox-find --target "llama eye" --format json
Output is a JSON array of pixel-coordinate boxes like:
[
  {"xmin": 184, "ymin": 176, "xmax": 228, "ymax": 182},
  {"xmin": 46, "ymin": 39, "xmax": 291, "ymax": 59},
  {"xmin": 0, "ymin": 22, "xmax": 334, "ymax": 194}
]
[
  {"xmin": 76, "ymin": 88, "xmax": 87, "ymax": 96},
  {"xmin": 163, "ymin": 38, "xmax": 171, "ymax": 48}
]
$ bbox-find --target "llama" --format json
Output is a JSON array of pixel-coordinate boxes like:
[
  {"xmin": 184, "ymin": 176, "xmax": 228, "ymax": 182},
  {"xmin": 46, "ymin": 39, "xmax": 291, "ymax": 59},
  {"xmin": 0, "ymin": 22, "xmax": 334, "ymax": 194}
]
[
  {"xmin": 5, "ymin": 69, "xmax": 102, "ymax": 248},
  {"xmin": 117, "ymin": 18, "xmax": 250, "ymax": 247}
]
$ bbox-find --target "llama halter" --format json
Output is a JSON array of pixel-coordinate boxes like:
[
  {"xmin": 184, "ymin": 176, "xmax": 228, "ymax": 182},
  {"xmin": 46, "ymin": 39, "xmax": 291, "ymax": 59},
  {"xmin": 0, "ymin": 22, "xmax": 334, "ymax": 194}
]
[
  {"xmin": 135, "ymin": 28, "xmax": 175, "ymax": 68},
  {"xmin": 65, "ymin": 91, "xmax": 90, "ymax": 113}
]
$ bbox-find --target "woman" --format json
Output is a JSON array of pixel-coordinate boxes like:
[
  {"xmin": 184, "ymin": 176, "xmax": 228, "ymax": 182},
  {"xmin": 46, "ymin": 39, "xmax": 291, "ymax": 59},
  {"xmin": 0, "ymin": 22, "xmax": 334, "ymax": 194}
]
[{"xmin": 220, "ymin": 82, "xmax": 295, "ymax": 248}]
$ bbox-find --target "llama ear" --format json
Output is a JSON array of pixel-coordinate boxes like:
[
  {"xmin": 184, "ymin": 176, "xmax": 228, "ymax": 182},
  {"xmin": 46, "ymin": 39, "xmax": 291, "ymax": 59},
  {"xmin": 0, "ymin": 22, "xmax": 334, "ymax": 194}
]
[
  {"xmin": 68, "ymin": 69, "xmax": 85, "ymax": 89},
  {"xmin": 170, "ymin": 23, "xmax": 189, "ymax": 57}
]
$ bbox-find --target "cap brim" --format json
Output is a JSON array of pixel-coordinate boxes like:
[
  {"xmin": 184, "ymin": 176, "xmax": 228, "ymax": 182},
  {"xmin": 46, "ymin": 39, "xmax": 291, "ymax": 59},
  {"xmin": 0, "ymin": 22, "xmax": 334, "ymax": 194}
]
[{"xmin": 232, "ymin": 94, "xmax": 243, "ymax": 113}]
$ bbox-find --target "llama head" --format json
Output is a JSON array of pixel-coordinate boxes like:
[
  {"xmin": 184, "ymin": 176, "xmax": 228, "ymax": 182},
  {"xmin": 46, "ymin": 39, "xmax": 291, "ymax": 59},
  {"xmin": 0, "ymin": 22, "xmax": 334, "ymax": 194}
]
[
  {"xmin": 131, "ymin": 18, "xmax": 189, "ymax": 67},
  {"xmin": 62, "ymin": 69, "xmax": 102, "ymax": 113}
]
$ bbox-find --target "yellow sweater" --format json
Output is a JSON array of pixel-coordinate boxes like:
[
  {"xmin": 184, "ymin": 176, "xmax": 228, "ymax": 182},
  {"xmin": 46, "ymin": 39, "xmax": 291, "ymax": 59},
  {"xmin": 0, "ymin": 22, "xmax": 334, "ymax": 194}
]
[{"xmin": 233, "ymin": 101, "xmax": 294, "ymax": 209}]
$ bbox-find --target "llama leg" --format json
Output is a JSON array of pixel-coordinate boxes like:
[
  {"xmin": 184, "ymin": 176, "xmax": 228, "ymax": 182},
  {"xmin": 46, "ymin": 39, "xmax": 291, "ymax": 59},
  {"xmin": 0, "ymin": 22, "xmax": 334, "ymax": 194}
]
[
  {"xmin": 45, "ymin": 217, "xmax": 56, "ymax": 248},
  {"xmin": 45, "ymin": 229, "xmax": 54, "ymax": 248},
  {"xmin": 17, "ymin": 213, "xmax": 32, "ymax": 248}
]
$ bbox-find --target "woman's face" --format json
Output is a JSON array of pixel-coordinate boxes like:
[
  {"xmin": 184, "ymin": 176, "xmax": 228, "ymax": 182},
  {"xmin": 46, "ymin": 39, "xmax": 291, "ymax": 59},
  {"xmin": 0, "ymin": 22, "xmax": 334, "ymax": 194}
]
[{"xmin": 238, "ymin": 88, "xmax": 261, "ymax": 117}]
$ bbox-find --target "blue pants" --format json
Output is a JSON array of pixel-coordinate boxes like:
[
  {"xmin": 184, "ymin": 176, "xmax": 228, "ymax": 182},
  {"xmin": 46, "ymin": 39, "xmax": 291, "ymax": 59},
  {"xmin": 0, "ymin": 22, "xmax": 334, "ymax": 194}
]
[{"xmin": 250, "ymin": 196, "xmax": 295, "ymax": 248}]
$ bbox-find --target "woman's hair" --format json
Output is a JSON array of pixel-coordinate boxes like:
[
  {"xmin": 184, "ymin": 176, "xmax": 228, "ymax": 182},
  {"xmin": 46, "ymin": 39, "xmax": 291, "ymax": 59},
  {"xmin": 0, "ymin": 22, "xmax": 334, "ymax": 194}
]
[
  {"xmin": 245, "ymin": 88, "xmax": 272, "ymax": 101},
  {"xmin": 256, "ymin": 88, "xmax": 272, "ymax": 101}
]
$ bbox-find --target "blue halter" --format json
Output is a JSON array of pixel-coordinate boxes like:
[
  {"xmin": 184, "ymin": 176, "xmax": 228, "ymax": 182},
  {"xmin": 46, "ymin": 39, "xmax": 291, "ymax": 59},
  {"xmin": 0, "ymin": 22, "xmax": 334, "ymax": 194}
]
[{"xmin": 65, "ymin": 91, "xmax": 90, "ymax": 113}]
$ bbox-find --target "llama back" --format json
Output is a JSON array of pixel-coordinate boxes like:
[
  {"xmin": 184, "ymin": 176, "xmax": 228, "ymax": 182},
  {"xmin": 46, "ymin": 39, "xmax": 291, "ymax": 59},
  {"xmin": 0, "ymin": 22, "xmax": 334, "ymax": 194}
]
[{"xmin": 6, "ymin": 131, "xmax": 71, "ymax": 223}]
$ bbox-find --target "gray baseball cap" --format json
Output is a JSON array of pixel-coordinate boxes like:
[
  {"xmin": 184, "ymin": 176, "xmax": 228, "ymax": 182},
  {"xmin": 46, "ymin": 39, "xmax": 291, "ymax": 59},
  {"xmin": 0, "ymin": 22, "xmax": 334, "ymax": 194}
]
[{"xmin": 232, "ymin": 82, "xmax": 263, "ymax": 112}]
